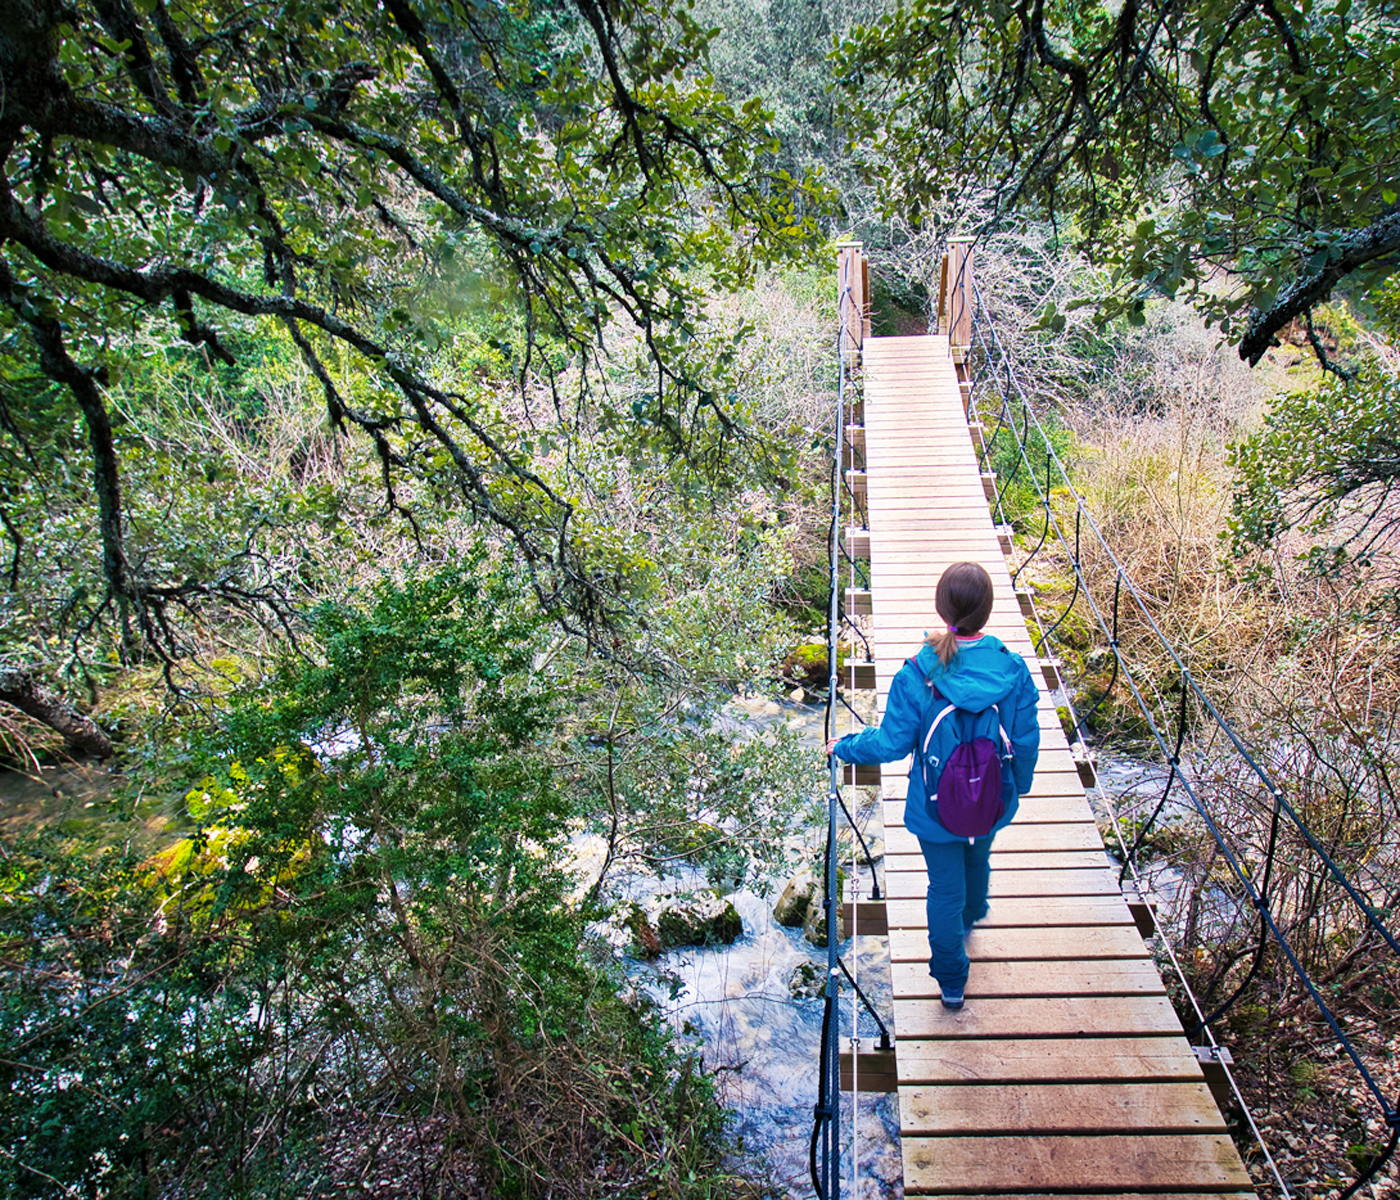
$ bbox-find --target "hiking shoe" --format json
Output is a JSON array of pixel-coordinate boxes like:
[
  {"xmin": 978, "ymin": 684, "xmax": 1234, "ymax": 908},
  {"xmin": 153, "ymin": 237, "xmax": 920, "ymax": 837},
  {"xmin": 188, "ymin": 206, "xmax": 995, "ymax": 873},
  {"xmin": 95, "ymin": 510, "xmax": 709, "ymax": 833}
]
[{"xmin": 940, "ymin": 988, "xmax": 965, "ymax": 1011}]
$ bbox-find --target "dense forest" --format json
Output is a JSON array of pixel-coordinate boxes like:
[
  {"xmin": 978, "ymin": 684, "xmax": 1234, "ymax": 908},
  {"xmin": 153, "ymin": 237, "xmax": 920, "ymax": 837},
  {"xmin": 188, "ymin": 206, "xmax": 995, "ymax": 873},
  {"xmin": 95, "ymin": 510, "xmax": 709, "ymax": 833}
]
[{"xmin": 1, "ymin": 0, "xmax": 1397, "ymax": 1197}]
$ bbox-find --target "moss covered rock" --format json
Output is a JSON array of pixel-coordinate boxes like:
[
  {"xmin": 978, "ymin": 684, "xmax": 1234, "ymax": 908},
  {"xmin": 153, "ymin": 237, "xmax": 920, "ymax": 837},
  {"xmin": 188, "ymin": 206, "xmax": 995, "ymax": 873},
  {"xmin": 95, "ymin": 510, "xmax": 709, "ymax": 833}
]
[
  {"xmin": 789, "ymin": 960, "xmax": 825, "ymax": 999},
  {"xmin": 615, "ymin": 900, "xmax": 662, "ymax": 960},
  {"xmin": 780, "ymin": 643, "xmax": 836, "ymax": 699},
  {"xmin": 773, "ymin": 866, "xmax": 817, "ymax": 928},
  {"xmin": 655, "ymin": 893, "xmax": 743, "ymax": 949},
  {"xmin": 803, "ymin": 894, "xmax": 845, "ymax": 948}
]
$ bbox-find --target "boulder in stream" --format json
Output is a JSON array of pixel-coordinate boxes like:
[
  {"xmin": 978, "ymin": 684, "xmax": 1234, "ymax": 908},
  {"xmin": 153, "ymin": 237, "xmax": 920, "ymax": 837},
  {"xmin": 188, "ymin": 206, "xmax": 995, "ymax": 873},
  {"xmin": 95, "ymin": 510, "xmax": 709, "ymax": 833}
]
[
  {"xmin": 788, "ymin": 960, "xmax": 825, "ymax": 999},
  {"xmin": 655, "ymin": 892, "xmax": 743, "ymax": 949},
  {"xmin": 615, "ymin": 901, "xmax": 662, "ymax": 960},
  {"xmin": 780, "ymin": 643, "xmax": 829, "ymax": 694},
  {"xmin": 803, "ymin": 894, "xmax": 845, "ymax": 948},
  {"xmin": 773, "ymin": 867, "xmax": 817, "ymax": 928}
]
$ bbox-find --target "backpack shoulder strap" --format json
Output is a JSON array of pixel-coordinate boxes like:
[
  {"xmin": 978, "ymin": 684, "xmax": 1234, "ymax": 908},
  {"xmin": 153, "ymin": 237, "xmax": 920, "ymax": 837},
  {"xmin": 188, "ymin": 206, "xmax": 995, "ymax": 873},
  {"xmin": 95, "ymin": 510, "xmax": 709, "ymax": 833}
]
[{"xmin": 905, "ymin": 656, "xmax": 944, "ymax": 703}]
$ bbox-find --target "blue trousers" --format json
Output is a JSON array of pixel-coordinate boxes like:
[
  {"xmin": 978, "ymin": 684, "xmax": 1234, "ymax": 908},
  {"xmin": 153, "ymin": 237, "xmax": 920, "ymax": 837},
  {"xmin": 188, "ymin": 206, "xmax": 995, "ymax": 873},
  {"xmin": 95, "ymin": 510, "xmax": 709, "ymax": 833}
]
[{"xmin": 917, "ymin": 836, "xmax": 994, "ymax": 992}]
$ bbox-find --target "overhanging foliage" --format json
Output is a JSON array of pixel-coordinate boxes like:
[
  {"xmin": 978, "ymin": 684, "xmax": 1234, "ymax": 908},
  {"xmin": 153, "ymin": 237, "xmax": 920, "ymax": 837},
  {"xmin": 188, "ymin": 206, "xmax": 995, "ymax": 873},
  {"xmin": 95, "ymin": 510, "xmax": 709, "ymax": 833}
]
[{"xmin": 0, "ymin": 0, "xmax": 826, "ymax": 659}]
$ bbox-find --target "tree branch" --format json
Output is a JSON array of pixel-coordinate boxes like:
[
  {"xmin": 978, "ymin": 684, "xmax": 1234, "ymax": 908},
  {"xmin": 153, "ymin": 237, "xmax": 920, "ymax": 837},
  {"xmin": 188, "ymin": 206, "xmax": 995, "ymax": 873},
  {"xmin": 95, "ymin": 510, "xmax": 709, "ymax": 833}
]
[
  {"xmin": 1240, "ymin": 209, "xmax": 1400, "ymax": 365},
  {"xmin": 0, "ymin": 664, "xmax": 113, "ymax": 757}
]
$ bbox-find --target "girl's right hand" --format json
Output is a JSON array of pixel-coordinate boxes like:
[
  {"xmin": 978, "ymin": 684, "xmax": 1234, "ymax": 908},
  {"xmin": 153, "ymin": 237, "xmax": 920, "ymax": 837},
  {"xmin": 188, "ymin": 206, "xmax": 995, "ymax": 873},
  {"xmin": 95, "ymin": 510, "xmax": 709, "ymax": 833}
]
[{"xmin": 825, "ymin": 736, "xmax": 842, "ymax": 756}]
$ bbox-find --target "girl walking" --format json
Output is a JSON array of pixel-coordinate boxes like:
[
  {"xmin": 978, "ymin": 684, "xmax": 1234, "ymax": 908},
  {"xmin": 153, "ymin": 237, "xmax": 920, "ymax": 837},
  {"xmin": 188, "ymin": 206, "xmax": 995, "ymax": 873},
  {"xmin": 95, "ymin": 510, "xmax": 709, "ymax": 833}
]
[{"xmin": 826, "ymin": 562, "xmax": 1040, "ymax": 1009}]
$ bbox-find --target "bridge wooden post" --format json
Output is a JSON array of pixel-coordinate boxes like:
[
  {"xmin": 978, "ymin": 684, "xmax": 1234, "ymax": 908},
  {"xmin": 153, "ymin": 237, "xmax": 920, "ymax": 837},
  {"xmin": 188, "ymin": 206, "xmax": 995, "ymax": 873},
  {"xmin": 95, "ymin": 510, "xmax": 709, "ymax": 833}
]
[
  {"xmin": 836, "ymin": 242, "xmax": 868, "ymax": 363},
  {"xmin": 947, "ymin": 234, "xmax": 974, "ymax": 352},
  {"xmin": 937, "ymin": 255, "xmax": 949, "ymax": 333}
]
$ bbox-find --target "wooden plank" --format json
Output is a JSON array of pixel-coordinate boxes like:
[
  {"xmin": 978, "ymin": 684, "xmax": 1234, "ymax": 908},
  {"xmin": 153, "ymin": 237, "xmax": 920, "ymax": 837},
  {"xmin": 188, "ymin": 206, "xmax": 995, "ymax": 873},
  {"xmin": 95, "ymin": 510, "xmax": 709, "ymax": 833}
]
[
  {"xmin": 881, "ymin": 895, "xmax": 1133, "ymax": 929},
  {"xmin": 882, "ymin": 868, "xmax": 1120, "ymax": 898},
  {"xmin": 868, "ymin": 756, "xmax": 1086, "ymax": 784},
  {"xmin": 868, "ymin": 705, "xmax": 1066, "ymax": 733},
  {"xmin": 889, "ymin": 958, "xmax": 1166, "ymax": 999},
  {"xmin": 840, "ymin": 1049, "xmax": 898, "ymax": 1092},
  {"xmin": 862, "ymin": 506, "xmax": 997, "ymax": 517},
  {"xmin": 893, "ymin": 995, "xmax": 1183, "ymax": 1039},
  {"xmin": 891, "ymin": 925, "xmax": 1150, "ymax": 963},
  {"xmin": 884, "ymin": 822, "xmax": 1101, "ymax": 858},
  {"xmin": 856, "ymin": 481, "xmax": 991, "ymax": 495},
  {"xmin": 862, "ymin": 489, "xmax": 992, "ymax": 502},
  {"xmin": 901, "ymin": 1133, "xmax": 1254, "ymax": 1194},
  {"xmin": 911, "ymin": 1195, "xmax": 1255, "ymax": 1200},
  {"xmin": 874, "ymin": 822, "xmax": 1108, "ymax": 855},
  {"xmin": 885, "ymin": 848, "xmax": 1114, "ymax": 872},
  {"xmin": 868, "ymin": 596, "xmax": 1034, "ymax": 613},
  {"xmin": 884, "ymin": 798, "xmax": 1097, "ymax": 825},
  {"xmin": 870, "ymin": 629, "xmax": 1044, "ymax": 651},
  {"xmin": 900, "ymin": 1081, "xmax": 1226, "ymax": 1134},
  {"xmin": 879, "ymin": 767, "xmax": 1088, "ymax": 798},
  {"xmin": 983, "ymin": 823, "xmax": 1105, "ymax": 852},
  {"xmin": 895, "ymin": 1036, "xmax": 1197, "ymax": 1083},
  {"xmin": 983, "ymin": 850, "xmax": 1115, "ymax": 871},
  {"xmin": 884, "ymin": 849, "xmax": 1114, "ymax": 874},
  {"xmin": 840, "ymin": 901, "xmax": 890, "ymax": 935}
]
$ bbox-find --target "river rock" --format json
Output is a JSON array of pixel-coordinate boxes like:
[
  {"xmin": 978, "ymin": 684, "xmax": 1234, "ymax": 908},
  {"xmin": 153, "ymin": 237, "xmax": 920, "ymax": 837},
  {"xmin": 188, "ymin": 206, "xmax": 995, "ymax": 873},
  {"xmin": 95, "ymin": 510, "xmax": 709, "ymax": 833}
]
[
  {"xmin": 773, "ymin": 867, "xmax": 817, "ymax": 928},
  {"xmin": 655, "ymin": 892, "xmax": 743, "ymax": 949},
  {"xmin": 803, "ymin": 894, "xmax": 845, "ymax": 948},
  {"xmin": 615, "ymin": 901, "xmax": 662, "ymax": 960},
  {"xmin": 789, "ymin": 960, "xmax": 825, "ymax": 999},
  {"xmin": 781, "ymin": 642, "xmax": 829, "ymax": 691}
]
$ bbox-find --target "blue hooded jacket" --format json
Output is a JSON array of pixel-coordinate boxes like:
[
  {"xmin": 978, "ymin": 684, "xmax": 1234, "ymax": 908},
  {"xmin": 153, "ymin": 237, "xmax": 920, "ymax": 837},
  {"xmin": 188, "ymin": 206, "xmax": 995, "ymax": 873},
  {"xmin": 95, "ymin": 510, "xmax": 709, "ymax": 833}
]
[{"xmin": 834, "ymin": 636, "xmax": 1041, "ymax": 844}]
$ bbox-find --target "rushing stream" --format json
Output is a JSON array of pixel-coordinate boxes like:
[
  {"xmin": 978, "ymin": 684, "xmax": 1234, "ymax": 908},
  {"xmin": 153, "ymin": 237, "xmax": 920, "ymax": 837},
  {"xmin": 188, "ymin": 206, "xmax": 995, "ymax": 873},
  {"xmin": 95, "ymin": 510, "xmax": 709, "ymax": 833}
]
[
  {"xmin": 0, "ymin": 760, "xmax": 190, "ymax": 850},
  {"xmin": 591, "ymin": 692, "xmax": 905, "ymax": 1200}
]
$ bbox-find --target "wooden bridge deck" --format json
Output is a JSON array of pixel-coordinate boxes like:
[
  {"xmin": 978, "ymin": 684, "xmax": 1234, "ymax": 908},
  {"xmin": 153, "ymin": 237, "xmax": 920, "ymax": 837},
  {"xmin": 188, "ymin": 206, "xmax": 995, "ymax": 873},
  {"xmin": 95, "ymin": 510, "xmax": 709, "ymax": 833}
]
[{"xmin": 854, "ymin": 334, "xmax": 1255, "ymax": 1198}]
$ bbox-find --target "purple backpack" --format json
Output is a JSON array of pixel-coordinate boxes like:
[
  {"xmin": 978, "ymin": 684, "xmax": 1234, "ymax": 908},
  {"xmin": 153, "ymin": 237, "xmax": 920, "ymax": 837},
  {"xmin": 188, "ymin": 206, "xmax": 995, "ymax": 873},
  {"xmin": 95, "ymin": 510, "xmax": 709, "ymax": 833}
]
[{"xmin": 908, "ymin": 658, "xmax": 1014, "ymax": 840}]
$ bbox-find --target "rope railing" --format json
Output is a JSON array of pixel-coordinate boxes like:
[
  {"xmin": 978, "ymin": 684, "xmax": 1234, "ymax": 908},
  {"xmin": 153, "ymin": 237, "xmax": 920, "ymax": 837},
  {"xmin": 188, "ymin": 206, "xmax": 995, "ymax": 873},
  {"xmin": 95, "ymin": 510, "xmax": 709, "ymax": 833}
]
[{"xmin": 964, "ymin": 271, "xmax": 1400, "ymax": 1200}]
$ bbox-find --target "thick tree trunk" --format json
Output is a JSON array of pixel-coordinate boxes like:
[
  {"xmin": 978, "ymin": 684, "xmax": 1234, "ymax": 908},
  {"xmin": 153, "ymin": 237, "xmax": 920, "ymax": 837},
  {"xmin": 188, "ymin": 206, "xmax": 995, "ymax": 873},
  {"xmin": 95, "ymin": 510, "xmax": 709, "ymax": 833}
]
[{"xmin": 0, "ymin": 666, "xmax": 113, "ymax": 758}]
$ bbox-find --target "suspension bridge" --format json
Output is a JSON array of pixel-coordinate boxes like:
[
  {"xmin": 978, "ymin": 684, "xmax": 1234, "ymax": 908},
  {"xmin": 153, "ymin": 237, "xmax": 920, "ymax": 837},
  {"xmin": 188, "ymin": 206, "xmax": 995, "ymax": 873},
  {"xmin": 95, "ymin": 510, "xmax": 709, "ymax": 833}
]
[{"xmin": 812, "ymin": 243, "xmax": 1399, "ymax": 1199}]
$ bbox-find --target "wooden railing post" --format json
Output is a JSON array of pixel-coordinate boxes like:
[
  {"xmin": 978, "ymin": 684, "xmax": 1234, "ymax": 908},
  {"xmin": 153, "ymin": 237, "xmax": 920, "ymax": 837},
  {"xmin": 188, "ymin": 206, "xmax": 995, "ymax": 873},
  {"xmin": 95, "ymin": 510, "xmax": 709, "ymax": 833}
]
[
  {"xmin": 937, "ymin": 254, "xmax": 949, "ymax": 333},
  {"xmin": 861, "ymin": 253, "xmax": 872, "ymax": 343},
  {"xmin": 947, "ymin": 235, "xmax": 974, "ymax": 351},
  {"xmin": 836, "ymin": 242, "xmax": 868, "ymax": 362}
]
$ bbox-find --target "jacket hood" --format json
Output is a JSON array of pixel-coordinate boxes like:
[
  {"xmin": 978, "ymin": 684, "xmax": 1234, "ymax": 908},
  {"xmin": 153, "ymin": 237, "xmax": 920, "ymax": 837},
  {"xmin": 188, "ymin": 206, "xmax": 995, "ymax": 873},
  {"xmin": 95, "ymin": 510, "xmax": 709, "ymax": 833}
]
[{"xmin": 914, "ymin": 636, "xmax": 1026, "ymax": 710}]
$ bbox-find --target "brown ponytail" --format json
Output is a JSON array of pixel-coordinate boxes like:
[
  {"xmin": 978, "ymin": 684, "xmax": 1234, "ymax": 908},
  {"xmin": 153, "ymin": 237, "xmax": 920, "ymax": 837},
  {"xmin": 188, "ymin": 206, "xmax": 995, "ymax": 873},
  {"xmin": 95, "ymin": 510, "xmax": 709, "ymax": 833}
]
[{"xmin": 926, "ymin": 562, "xmax": 995, "ymax": 666}]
